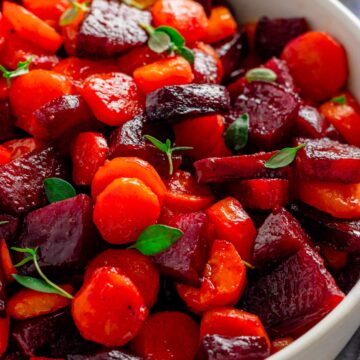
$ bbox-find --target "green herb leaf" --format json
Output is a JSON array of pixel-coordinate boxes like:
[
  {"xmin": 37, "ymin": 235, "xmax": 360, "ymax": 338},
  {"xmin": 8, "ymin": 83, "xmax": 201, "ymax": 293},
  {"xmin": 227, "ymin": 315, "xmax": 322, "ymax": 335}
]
[
  {"xmin": 265, "ymin": 144, "xmax": 306, "ymax": 169},
  {"xmin": 331, "ymin": 95, "xmax": 347, "ymax": 105},
  {"xmin": 44, "ymin": 178, "xmax": 76, "ymax": 203},
  {"xmin": 14, "ymin": 256, "xmax": 35, "ymax": 268},
  {"xmin": 174, "ymin": 46, "xmax": 195, "ymax": 64},
  {"xmin": 0, "ymin": 58, "xmax": 32, "ymax": 87},
  {"xmin": 0, "ymin": 221, "xmax": 9, "ymax": 226},
  {"xmin": 59, "ymin": 0, "xmax": 90, "ymax": 26},
  {"xmin": 12, "ymin": 274, "xmax": 66, "ymax": 295},
  {"xmin": 243, "ymin": 260, "xmax": 255, "ymax": 269},
  {"xmin": 156, "ymin": 26, "xmax": 185, "ymax": 47},
  {"xmin": 225, "ymin": 113, "xmax": 249, "ymax": 152},
  {"xmin": 246, "ymin": 68, "xmax": 277, "ymax": 83},
  {"xmin": 144, "ymin": 135, "xmax": 193, "ymax": 175},
  {"xmin": 149, "ymin": 32, "xmax": 172, "ymax": 54},
  {"xmin": 130, "ymin": 224, "xmax": 183, "ymax": 256},
  {"xmin": 11, "ymin": 247, "xmax": 38, "ymax": 257}
]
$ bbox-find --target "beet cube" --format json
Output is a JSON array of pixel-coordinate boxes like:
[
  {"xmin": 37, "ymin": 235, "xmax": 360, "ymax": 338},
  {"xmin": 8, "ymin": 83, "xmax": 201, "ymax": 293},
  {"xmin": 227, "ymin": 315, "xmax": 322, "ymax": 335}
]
[
  {"xmin": 32, "ymin": 95, "xmax": 100, "ymax": 141},
  {"xmin": 336, "ymin": 252, "xmax": 360, "ymax": 294},
  {"xmin": 294, "ymin": 138, "xmax": 360, "ymax": 183},
  {"xmin": 194, "ymin": 152, "xmax": 289, "ymax": 184},
  {"xmin": 289, "ymin": 202, "xmax": 360, "ymax": 253},
  {"xmin": 153, "ymin": 212, "xmax": 208, "ymax": 286},
  {"xmin": 13, "ymin": 194, "xmax": 99, "ymax": 277},
  {"xmin": 255, "ymin": 16, "xmax": 308, "ymax": 60},
  {"xmin": 76, "ymin": 0, "xmax": 151, "ymax": 57},
  {"xmin": 232, "ymin": 81, "xmax": 299, "ymax": 150},
  {"xmin": 200, "ymin": 335, "xmax": 270, "ymax": 360},
  {"xmin": 264, "ymin": 57, "xmax": 297, "ymax": 93},
  {"xmin": 192, "ymin": 47, "xmax": 221, "ymax": 84},
  {"xmin": 295, "ymin": 106, "xmax": 327, "ymax": 139},
  {"xmin": 244, "ymin": 245, "xmax": 345, "ymax": 337},
  {"xmin": 0, "ymin": 101, "xmax": 16, "ymax": 142},
  {"xmin": 0, "ymin": 214, "xmax": 18, "ymax": 242},
  {"xmin": 146, "ymin": 85, "xmax": 230, "ymax": 123},
  {"xmin": 213, "ymin": 30, "xmax": 249, "ymax": 79},
  {"xmin": 252, "ymin": 208, "xmax": 310, "ymax": 269},
  {"xmin": 67, "ymin": 350, "xmax": 144, "ymax": 360},
  {"xmin": 0, "ymin": 147, "xmax": 67, "ymax": 215}
]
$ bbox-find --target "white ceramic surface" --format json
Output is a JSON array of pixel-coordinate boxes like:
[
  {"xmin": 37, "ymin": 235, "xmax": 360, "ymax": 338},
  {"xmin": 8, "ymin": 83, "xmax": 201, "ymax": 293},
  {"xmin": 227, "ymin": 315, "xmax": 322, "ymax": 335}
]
[{"xmin": 227, "ymin": 0, "xmax": 360, "ymax": 359}]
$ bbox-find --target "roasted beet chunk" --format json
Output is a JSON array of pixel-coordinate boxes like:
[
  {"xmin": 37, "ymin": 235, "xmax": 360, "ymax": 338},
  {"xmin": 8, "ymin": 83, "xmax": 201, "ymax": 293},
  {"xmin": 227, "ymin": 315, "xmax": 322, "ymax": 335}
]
[
  {"xmin": 264, "ymin": 57, "xmax": 297, "ymax": 93},
  {"xmin": 289, "ymin": 203, "xmax": 360, "ymax": 253},
  {"xmin": 67, "ymin": 350, "xmax": 144, "ymax": 360},
  {"xmin": 252, "ymin": 208, "xmax": 310, "ymax": 269},
  {"xmin": 294, "ymin": 138, "xmax": 360, "ymax": 183},
  {"xmin": 32, "ymin": 95, "xmax": 100, "ymax": 141},
  {"xmin": 76, "ymin": 0, "xmax": 151, "ymax": 58},
  {"xmin": 255, "ymin": 16, "xmax": 308, "ymax": 60},
  {"xmin": 153, "ymin": 212, "xmax": 208, "ymax": 286},
  {"xmin": 232, "ymin": 81, "xmax": 299, "ymax": 150},
  {"xmin": 214, "ymin": 30, "xmax": 249, "ymax": 79},
  {"xmin": 295, "ymin": 105, "xmax": 327, "ymax": 138},
  {"xmin": 336, "ymin": 252, "xmax": 360, "ymax": 294},
  {"xmin": 200, "ymin": 335, "xmax": 270, "ymax": 360},
  {"xmin": 146, "ymin": 85, "xmax": 230, "ymax": 123},
  {"xmin": 244, "ymin": 245, "xmax": 344, "ymax": 337},
  {"xmin": 0, "ymin": 214, "xmax": 18, "ymax": 242},
  {"xmin": 0, "ymin": 147, "xmax": 67, "ymax": 215},
  {"xmin": 192, "ymin": 47, "xmax": 221, "ymax": 84},
  {"xmin": 194, "ymin": 152, "xmax": 289, "ymax": 184},
  {"xmin": 13, "ymin": 194, "xmax": 99, "ymax": 277}
]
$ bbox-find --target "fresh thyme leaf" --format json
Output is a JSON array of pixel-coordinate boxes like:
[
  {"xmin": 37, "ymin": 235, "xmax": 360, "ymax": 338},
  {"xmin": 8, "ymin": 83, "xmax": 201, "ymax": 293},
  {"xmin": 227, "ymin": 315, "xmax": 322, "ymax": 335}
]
[
  {"xmin": 331, "ymin": 95, "xmax": 347, "ymax": 105},
  {"xmin": 225, "ymin": 113, "xmax": 249, "ymax": 152},
  {"xmin": 44, "ymin": 178, "xmax": 76, "ymax": 204},
  {"xmin": 0, "ymin": 57, "xmax": 32, "ymax": 87},
  {"xmin": 246, "ymin": 68, "xmax": 277, "ymax": 83},
  {"xmin": 59, "ymin": 0, "xmax": 90, "ymax": 26},
  {"xmin": 265, "ymin": 144, "xmax": 306, "ymax": 169}
]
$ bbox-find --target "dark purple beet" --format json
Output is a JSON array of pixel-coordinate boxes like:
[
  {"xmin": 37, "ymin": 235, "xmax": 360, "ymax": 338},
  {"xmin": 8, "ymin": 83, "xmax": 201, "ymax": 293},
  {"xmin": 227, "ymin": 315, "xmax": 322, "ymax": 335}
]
[
  {"xmin": 199, "ymin": 335, "xmax": 270, "ymax": 360},
  {"xmin": 76, "ymin": 0, "xmax": 151, "ymax": 57},
  {"xmin": 13, "ymin": 194, "xmax": 99, "ymax": 277},
  {"xmin": 294, "ymin": 138, "xmax": 360, "ymax": 183},
  {"xmin": 0, "ymin": 214, "xmax": 18, "ymax": 242},
  {"xmin": 146, "ymin": 85, "xmax": 230, "ymax": 123},
  {"xmin": 0, "ymin": 147, "xmax": 67, "ymax": 215},
  {"xmin": 255, "ymin": 16, "xmax": 308, "ymax": 60},
  {"xmin": 295, "ymin": 105, "xmax": 327, "ymax": 139},
  {"xmin": 108, "ymin": 115, "xmax": 182, "ymax": 177},
  {"xmin": 194, "ymin": 152, "xmax": 289, "ymax": 184},
  {"xmin": 325, "ymin": 124, "xmax": 346, "ymax": 143},
  {"xmin": 194, "ymin": 0, "xmax": 212, "ymax": 16},
  {"xmin": 289, "ymin": 203, "xmax": 360, "ymax": 253},
  {"xmin": 192, "ymin": 47, "xmax": 220, "ymax": 84},
  {"xmin": 67, "ymin": 350, "xmax": 144, "ymax": 360},
  {"xmin": 153, "ymin": 212, "xmax": 208, "ymax": 286},
  {"xmin": 0, "ymin": 101, "xmax": 17, "ymax": 142},
  {"xmin": 336, "ymin": 252, "xmax": 360, "ymax": 294},
  {"xmin": 213, "ymin": 30, "xmax": 249, "ymax": 79},
  {"xmin": 32, "ymin": 95, "xmax": 100, "ymax": 141},
  {"xmin": 0, "ymin": 265, "xmax": 6, "ymax": 318},
  {"xmin": 244, "ymin": 245, "xmax": 345, "ymax": 337},
  {"xmin": 253, "ymin": 208, "xmax": 310, "ymax": 269},
  {"xmin": 264, "ymin": 57, "xmax": 297, "ymax": 93},
  {"xmin": 232, "ymin": 81, "xmax": 299, "ymax": 150}
]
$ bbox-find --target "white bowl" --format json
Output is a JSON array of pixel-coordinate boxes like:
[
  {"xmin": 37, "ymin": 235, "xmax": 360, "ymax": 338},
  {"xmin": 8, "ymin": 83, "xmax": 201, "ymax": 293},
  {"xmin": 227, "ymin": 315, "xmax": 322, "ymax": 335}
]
[{"xmin": 227, "ymin": 0, "xmax": 360, "ymax": 359}]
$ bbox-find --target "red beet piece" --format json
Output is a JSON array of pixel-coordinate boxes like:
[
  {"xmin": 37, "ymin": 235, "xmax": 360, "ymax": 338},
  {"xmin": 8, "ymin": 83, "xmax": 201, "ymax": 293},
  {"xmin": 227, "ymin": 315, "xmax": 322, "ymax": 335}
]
[
  {"xmin": 294, "ymin": 138, "xmax": 360, "ymax": 183},
  {"xmin": 232, "ymin": 81, "xmax": 299, "ymax": 150},
  {"xmin": 13, "ymin": 194, "xmax": 99, "ymax": 277},
  {"xmin": 153, "ymin": 212, "xmax": 208, "ymax": 287},
  {"xmin": 146, "ymin": 84, "xmax": 230, "ymax": 123},
  {"xmin": 336, "ymin": 252, "xmax": 360, "ymax": 294},
  {"xmin": 194, "ymin": 152, "xmax": 289, "ymax": 184},
  {"xmin": 325, "ymin": 124, "xmax": 346, "ymax": 143},
  {"xmin": 192, "ymin": 47, "xmax": 220, "ymax": 84},
  {"xmin": 255, "ymin": 16, "xmax": 308, "ymax": 60},
  {"xmin": 295, "ymin": 105, "xmax": 327, "ymax": 139},
  {"xmin": 244, "ymin": 244, "xmax": 345, "ymax": 337},
  {"xmin": 213, "ymin": 30, "xmax": 249, "ymax": 79},
  {"xmin": 289, "ymin": 203, "xmax": 360, "ymax": 253},
  {"xmin": 199, "ymin": 335, "xmax": 270, "ymax": 360},
  {"xmin": 32, "ymin": 95, "xmax": 100, "ymax": 141},
  {"xmin": 0, "ymin": 147, "xmax": 67, "ymax": 215},
  {"xmin": 252, "ymin": 208, "xmax": 310, "ymax": 269},
  {"xmin": 264, "ymin": 57, "xmax": 297, "ymax": 93},
  {"xmin": 67, "ymin": 350, "xmax": 144, "ymax": 360},
  {"xmin": 225, "ymin": 179, "xmax": 289, "ymax": 211},
  {"xmin": 76, "ymin": 0, "xmax": 151, "ymax": 57},
  {"xmin": 108, "ymin": 115, "xmax": 182, "ymax": 177},
  {"xmin": 0, "ymin": 214, "xmax": 18, "ymax": 242},
  {"xmin": 0, "ymin": 101, "xmax": 16, "ymax": 142}
]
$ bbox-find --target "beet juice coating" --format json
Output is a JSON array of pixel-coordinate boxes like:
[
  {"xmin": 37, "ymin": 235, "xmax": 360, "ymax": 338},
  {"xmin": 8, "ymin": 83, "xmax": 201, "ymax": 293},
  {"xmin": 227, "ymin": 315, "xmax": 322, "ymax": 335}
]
[
  {"xmin": 76, "ymin": 0, "xmax": 151, "ymax": 58},
  {"xmin": 13, "ymin": 194, "xmax": 99, "ymax": 277},
  {"xmin": 0, "ymin": 147, "xmax": 67, "ymax": 215},
  {"xmin": 146, "ymin": 84, "xmax": 231, "ymax": 123}
]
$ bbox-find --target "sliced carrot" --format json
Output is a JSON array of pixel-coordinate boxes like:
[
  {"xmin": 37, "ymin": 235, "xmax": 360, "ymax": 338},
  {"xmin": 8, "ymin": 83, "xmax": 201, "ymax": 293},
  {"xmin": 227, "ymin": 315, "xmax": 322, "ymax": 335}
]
[{"xmin": 22, "ymin": 0, "xmax": 69, "ymax": 24}]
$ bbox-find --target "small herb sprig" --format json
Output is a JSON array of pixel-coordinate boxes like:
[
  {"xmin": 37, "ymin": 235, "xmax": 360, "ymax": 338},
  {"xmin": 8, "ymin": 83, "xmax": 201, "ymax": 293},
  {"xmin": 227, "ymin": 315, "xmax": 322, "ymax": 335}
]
[
  {"xmin": 44, "ymin": 178, "xmax": 76, "ymax": 204},
  {"xmin": 140, "ymin": 24, "xmax": 195, "ymax": 64},
  {"xmin": 246, "ymin": 68, "xmax": 277, "ymax": 83},
  {"xmin": 265, "ymin": 144, "xmax": 306, "ymax": 169},
  {"xmin": 60, "ymin": 0, "xmax": 90, "ymax": 26},
  {"xmin": 144, "ymin": 135, "xmax": 193, "ymax": 175},
  {"xmin": 129, "ymin": 224, "xmax": 183, "ymax": 256},
  {"xmin": 0, "ymin": 221, "xmax": 9, "ymax": 226},
  {"xmin": 11, "ymin": 247, "xmax": 74, "ymax": 299},
  {"xmin": 225, "ymin": 113, "xmax": 250, "ymax": 152},
  {"xmin": 0, "ymin": 58, "xmax": 32, "ymax": 87},
  {"xmin": 331, "ymin": 95, "xmax": 347, "ymax": 105}
]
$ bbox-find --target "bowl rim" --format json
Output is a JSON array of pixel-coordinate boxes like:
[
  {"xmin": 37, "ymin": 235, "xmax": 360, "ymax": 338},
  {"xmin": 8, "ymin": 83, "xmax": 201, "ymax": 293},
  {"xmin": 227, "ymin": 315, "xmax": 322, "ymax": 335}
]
[{"xmin": 268, "ymin": 1, "xmax": 360, "ymax": 357}]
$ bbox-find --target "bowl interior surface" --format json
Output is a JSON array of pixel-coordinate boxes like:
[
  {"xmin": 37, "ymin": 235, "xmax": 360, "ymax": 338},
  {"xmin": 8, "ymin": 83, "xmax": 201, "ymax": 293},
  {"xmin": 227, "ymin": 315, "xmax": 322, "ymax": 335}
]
[{"xmin": 226, "ymin": 0, "xmax": 360, "ymax": 359}]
